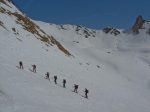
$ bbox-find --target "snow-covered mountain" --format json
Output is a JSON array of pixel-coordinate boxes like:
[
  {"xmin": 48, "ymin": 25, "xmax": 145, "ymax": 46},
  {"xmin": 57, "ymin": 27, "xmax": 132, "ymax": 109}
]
[
  {"xmin": 0, "ymin": 0, "xmax": 71, "ymax": 56},
  {"xmin": 0, "ymin": 0, "xmax": 150, "ymax": 112}
]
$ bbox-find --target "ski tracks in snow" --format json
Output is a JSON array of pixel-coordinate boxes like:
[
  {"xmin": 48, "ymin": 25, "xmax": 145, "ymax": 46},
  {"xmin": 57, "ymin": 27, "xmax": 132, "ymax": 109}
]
[
  {"xmin": 0, "ymin": 88, "xmax": 15, "ymax": 112},
  {"xmin": 16, "ymin": 66, "xmax": 89, "ymax": 100}
]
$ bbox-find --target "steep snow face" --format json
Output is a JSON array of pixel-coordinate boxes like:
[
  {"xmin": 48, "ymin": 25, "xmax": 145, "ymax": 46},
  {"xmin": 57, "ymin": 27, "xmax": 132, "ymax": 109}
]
[
  {"xmin": 1, "ymin": 1, "xmax": 150, "ymax": 112},
  {"xmin": 0, "ymin": 0, "xmax": 71, "ymax": 56}
]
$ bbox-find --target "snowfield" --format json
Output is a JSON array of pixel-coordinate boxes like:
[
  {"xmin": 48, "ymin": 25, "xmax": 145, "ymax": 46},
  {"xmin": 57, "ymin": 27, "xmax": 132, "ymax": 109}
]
[{"xmin": 0, "ymin": 0, "xmax": 150, "ymax": 112}]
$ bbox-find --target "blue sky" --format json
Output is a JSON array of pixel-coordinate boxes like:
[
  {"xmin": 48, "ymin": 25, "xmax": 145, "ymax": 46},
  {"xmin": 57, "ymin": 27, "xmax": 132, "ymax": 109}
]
[{"xmin": 12, "ymin": 0, "xmax": 150, "ymax": 29}]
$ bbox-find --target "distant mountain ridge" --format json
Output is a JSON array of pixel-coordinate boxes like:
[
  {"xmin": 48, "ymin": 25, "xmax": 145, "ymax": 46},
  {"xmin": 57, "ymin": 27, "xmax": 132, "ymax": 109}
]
[{"xmin": 1, "ymin": 0, "xmax": 150, "ymax": 55}]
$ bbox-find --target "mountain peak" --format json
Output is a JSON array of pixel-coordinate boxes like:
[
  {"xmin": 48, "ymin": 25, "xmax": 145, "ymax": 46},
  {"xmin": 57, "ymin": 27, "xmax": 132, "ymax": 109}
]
[
  {"xmin": 102, "ymin": 27, "xmax": 121, "ymax": 36},
  {"xmin": 132, "ymin": 15, "xmax": 145, "ymax": 33}
]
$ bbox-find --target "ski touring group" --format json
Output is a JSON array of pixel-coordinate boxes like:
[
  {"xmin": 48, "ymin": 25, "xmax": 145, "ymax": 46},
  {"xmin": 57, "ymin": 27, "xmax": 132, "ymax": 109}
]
[{"xmin": 18, "ymin": 61, "xmax": 89, "ymax": 99}]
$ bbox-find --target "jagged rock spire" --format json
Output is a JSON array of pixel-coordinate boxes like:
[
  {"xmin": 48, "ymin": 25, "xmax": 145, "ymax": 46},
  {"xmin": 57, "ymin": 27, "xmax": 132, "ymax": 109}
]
[{"xmin": 132, "ymin": 15, "xmax": 145, "ymax": 33}]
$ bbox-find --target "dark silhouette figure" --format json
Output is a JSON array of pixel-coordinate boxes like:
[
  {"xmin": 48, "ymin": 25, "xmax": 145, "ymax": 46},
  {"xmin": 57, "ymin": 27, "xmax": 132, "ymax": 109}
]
[
  {"xmin": 19, "ymin": 61, "xmax": 23, "ymax": 69},
  {"xmin": 32, "ymin": 65, "xmax": 36, "ymax": 73},
  {"xmin": 62, "ymin": 79, "xmax": 66, "ymax": 88},
  {"xmin": 45, "ymin": 72, "xmax": 50, "ymax": 80},
  {"xmin": 54, "ymin": 75, "xmax": 57, "ymax": 84},
  {"xmin": 84, "ymin": 88, "xmax": 89, "ymax": 98},
  {"xmin": 73, "ymin": 84, "xmax": 78, "ymax": 93}
]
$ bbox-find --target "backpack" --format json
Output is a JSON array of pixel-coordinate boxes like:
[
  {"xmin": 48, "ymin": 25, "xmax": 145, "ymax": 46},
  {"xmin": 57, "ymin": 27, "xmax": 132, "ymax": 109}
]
[
  {"xmin": 85, "ymin": 89, "xmax": 89, "ymax": 93},
  {"xmin": 54, "ymin": 76, "xmax": 57, "ymax": 79},
  {"xmin": 75, "ymin": 85, "xmax": 78, "ymax": 89},
  {"xmin": 19, "ymin": 61, "xmax": 22, "ymax": 65},
  {"xmin": 63, "ymin": 79, "xmax": 66, "ymax": 83}
]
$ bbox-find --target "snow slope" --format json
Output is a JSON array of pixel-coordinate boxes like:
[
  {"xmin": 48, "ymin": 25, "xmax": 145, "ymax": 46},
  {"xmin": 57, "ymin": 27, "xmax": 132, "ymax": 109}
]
[{"xmin": 1, "ymin": 0, "xmax": 150, "ymax": 112}]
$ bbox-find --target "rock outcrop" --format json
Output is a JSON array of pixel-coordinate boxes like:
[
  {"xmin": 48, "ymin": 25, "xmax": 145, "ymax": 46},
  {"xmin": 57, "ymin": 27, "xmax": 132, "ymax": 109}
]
[
  {"xmin": 132, "ymin": 15, "xmax": 145, "ymax": 33},
  {"xmin": 103, "ymin": 27, "xmax": 120, "ymax": 36}
]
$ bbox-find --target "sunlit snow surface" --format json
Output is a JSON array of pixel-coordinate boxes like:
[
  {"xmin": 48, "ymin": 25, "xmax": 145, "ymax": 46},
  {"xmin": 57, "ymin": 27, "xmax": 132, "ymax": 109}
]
[{"xmin": 0, "ymin": 1, "xmax": 150, "ymax": 112}]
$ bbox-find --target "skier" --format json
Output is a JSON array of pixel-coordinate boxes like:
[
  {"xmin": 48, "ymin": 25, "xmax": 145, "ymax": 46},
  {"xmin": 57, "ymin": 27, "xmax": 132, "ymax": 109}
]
[
  {"xmin": 73, "ymin": 84, "xmax": 78, "ymax": 93},
  {"xmin": 62, "ymin": 79, "xmax": 66, "ymax": 88},
  {"xmin": 54, "ymin": 75, "xmax": 57, "ymax": 84},
  {"xmin": 19, "ymin": 61, "xmax": 23, "ymax": 69},
  {"xmin": 32, "ymin": 64, "xmax": 36, "ymax": 73},
  {"xmin": 84, "ymin": 88, "xmax": 89, "ymax": 98},
  {"xmin": 45, "ymin": 72, "xmax": 50, "ymax": 80}
]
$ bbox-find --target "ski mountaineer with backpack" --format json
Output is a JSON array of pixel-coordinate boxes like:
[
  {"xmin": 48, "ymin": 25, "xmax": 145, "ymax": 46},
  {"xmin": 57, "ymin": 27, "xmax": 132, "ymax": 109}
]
[
  {"xmin": 32, "ymin": 64, "xmax": 36, "ymax": 73},
  {"xmin": 19, "ymin": 61, "xmax": 23, "ymax": 69},
  {"xmin": 62, "ymin": 79, "xmax": 66, "ymax": 88},
  {"xmin": 45, "ymin": 72, "xmax": 50, "ymax": 80},
  {"xmin": 84, "ymin": 88, "xmax": 89, "ymax": 98},
  {"xmin": 54, "ymin": 75, "xmax": 57, "ymax": 84},
  {"xmin": 73, "ymin": 84, "xmax": 79, "ymax": 93}
]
